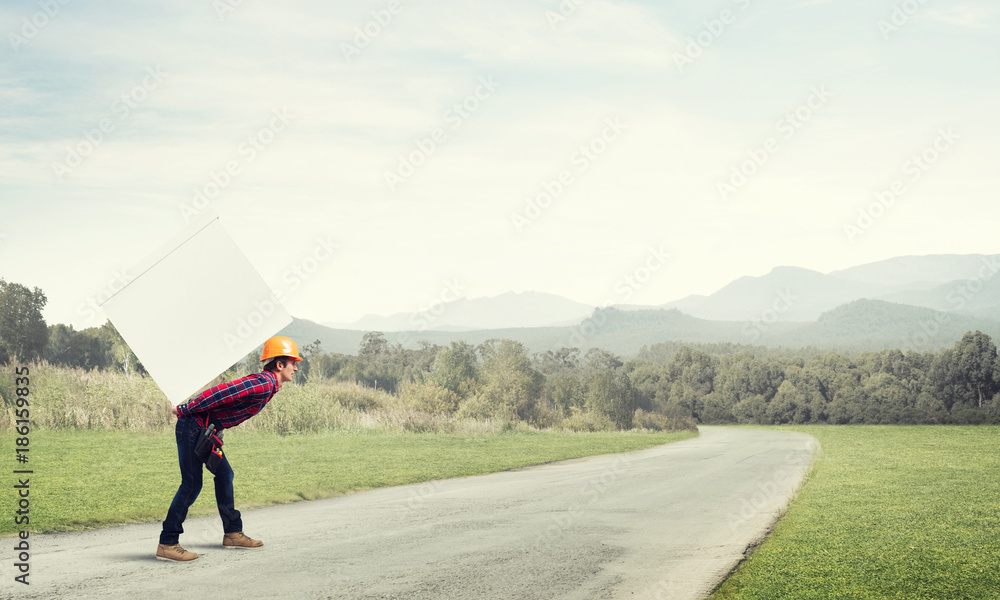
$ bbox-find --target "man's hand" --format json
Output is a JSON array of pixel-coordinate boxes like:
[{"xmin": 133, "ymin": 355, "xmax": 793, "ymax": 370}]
[{"xmin": 170, "ymin": 404, "xmax": 179, "ymax": 417}]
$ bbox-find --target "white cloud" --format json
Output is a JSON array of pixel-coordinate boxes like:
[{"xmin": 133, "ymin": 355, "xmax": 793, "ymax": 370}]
[{"xmin": 922, "ymin": 4, "xmax": 997, "ymax": 28}]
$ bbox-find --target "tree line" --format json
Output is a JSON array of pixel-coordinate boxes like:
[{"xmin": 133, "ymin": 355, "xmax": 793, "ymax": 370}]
[
  {"xmin": 0, "ymin": 279, "xmax": 142, "ymax": 373},
  {"xmin": 292, "ymin": 330, "xmax": 1000, "ymax": 426},
  {"xmin": 4, "ymin": 277, "xmax": 1000, "ymax": 427}
]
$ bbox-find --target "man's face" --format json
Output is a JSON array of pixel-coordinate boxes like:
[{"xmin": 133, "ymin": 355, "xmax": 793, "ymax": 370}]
[{"xmin": 277, "ymin": 358, "xmax": 298, "ymax": 384}]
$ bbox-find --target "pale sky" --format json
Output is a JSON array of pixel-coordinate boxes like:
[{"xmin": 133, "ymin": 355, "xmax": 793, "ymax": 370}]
[{"xmin": 1, "ymin": 0, "xmax": 997, "ymax": 330}]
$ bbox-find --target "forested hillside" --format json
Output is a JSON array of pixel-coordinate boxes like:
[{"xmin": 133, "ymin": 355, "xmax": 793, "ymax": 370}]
[
  {"xmin": 277, "ymin": 302, "xmax": 1000, "ymax": 357},
  {"xmin": 4, "ymin": 277, "xmax": 1000, "ymax": 429}
]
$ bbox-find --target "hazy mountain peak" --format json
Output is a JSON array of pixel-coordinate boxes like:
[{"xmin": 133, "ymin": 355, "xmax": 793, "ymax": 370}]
[
  {"xmin": 830, "ymin": 254, "xmax": 1000, "ymax": 286},
  {"xmin": 326, "ymin": 290, "xmax": 594, "ymax": 331},
  {"xmin": 768, "ymin": 265, "xmax": 823, "ymax": 276},
  {"xmin": 321, "ymin": 254, "xmax": 1000, "ymax": 333}
]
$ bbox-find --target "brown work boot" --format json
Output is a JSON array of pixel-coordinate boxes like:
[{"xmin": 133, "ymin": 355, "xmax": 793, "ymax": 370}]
[
  {"xmin": 223, "ymin": 531, "xmax": 263, "ymax": 548},
  {"xmin": 156, "ymin": 543, "xmax": 199, "ymax": 562}
]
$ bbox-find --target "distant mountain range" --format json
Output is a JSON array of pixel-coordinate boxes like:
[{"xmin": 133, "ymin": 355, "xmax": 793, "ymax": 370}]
[
  {"xmin": 282, "ymin": 299, "xmax": 1000, "ymax": 357},
  {"xmin": 284, "ymin": 254, "xmax": 1000, "ymax": 357},
  {"xmin": 324, "ymin": 291, "xmax": 593, "ymax": 332},
  {"xmin": 657, "ymin": 254, "xmax": 1000, "ymax": 321}
]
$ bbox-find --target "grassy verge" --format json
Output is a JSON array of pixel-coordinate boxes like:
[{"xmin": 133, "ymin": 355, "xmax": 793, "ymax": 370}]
[
  {"xmin": 0, "ymin": 428, "xmax": 696, "ymax": 535},
  {"xmin": 712, "ymin": 426, "xmax": 1000, "ymax": 600}
]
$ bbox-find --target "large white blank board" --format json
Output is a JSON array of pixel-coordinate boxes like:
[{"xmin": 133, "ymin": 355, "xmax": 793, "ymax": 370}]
[{"xmin": 100, "ymin": 212, "xmax": 292, "ymax": 404}]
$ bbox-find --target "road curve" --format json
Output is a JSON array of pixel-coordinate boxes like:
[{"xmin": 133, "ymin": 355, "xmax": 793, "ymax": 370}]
[{"xmin": 5, "ymin": 427, "xmax": 816, "ymax": 600}]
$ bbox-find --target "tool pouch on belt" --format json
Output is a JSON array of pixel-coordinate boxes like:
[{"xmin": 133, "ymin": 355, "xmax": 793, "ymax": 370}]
[{"xmin": 193, "ymin": 415, "xmax": 224, "ymax": 474}]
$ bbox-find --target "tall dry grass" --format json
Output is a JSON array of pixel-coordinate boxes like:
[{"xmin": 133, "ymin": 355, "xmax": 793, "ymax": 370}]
[
  {"xmin": 0, "ymin": 363, "xmax": 531, "ymax": 435},
  {"xmin": 1, "ymin": 363, "xmax": 172, "ymax": 431}
]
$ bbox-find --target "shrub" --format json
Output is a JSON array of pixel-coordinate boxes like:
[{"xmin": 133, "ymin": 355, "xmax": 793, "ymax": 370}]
[
  {"xmin": 397, "ymin": 381, "xmax": 461, "ymax": 414},
  {"xmin": 662, "ymin": 404, "xmax": 699, "ymax": 431},
  {"xmin": 558, "ymin": 409, "xmax": 615, "ymax": 432},
  {"xmin": 456, "ymin": 394, "xmax": 517, "ymax": 425},
  {"xmin": 632, "ymin": 409, "xmax": 667, "ymax": 431},
  {"xmin": 632, "ymin": 408, "xmax": 699, "ymax": 432}
]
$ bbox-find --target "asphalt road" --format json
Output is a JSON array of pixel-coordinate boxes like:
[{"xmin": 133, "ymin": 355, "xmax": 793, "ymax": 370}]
[{"xmin": 4, "ymin": 427, "xmax": 817, "ymax": 600}]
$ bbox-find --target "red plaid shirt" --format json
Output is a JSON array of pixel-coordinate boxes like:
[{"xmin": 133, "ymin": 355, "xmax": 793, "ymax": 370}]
[{"xmin": 176, "ymin": 371, "xmax": 280, "ymax": 430}]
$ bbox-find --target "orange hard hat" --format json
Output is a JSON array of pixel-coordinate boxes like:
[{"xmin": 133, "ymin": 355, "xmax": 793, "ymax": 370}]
[{"xmin": 260, "ymin": 336, "xmax": 303, "ymax": 362}]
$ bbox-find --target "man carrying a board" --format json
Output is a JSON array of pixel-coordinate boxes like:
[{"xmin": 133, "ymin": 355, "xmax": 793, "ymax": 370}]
[{"xmin": 156, "ymin": 335, "xmax": 302, "ymax": 562}]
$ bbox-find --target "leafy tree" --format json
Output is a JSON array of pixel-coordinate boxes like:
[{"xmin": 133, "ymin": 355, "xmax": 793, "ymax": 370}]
[
  {"xmin": 44, "ymin": 324, "xmax": 106, "ymax": 370},
  {"xmin": 462, "ymin": 340, "xmax": 543, "ymax": 422},
  {"xmin": 585, "ymin": 347, "xmax": 623, "ymax": 371},
  {"xmin": 859, "ymin": 372, "xmax": 911, "ymax": 424},
  {"xmin": 951, "ymin": 331, "xmax": 999, "ymax": 409},
  {"xmin": 665, "ymin": 346, "xmax": 717, "ymax": 421},
  {"xmin": 827, "ymin": 385, "xmax": 868, "ymax": 424},
  {"xmin": 547, "ymin": 375, "xmax": 585, "ymax": 415},
  {"xmin": 622, "ymin": 359, "xmax": 667, "ymax": 412},
  {"xmin": 804, "ymin": 352, "xmax": 860, "ymax": 407},
  {"xmin": 766, "ymin": 380, "xmax": 808, "ymax": 424},
  {"xmin": 356, "ymin": 332, "xmax": 401, "ymax": 391},
  {"xmin": 98, "ymin": 321, "xmax": 145, "ymax": 375},
  {"xmin": 309, "ymin": 352, "xmax": 356, "ymax": 380},
  {"xmin": 732, "ymin": 394, "xmax": 768, "ymax": 424},
  {"xmin": 533, "ymin": 347, "xmax": 581, "ymax": 376},
  {"xmin": 915, "ymin": 391, "xmax": 948, "ymax": 423},
  {"xmin": 410, "ymin": 341, "xmax": 443, "ymax": 374},
  {"xmin": 784, "ymin": 365, "xmax": 827, "ymax": 424},
  {"xmin": 301, "ymin": 339, "xmax": 323, "ymax": 359},
  {"xmin": 699, "ymin": 392, "xmax": 736, "ymax": 423},
  {"xmin": 358, "ymin": 331, "xmax": 391, "ymax": 362},
  {"xmin": 291, "ymin": 338, "xmax": 324, "ymax": 383},
  {"xmin": 923, "ymin": 334, "xmax": 998, "ymax": 416},
  {"xmin": 533, "ymin": 348, "xmax": 586, "ymax": 415},
  {"xmin": 432, "ymin": 341, "xmax": 479, "ymax": 398},
  {"xmin": 0, "ymin": 279, "xmax": 49, "ymax": 362},
  {"xmin": 585, "ymin": 369, "xmax": 638, "ymax": 429}
]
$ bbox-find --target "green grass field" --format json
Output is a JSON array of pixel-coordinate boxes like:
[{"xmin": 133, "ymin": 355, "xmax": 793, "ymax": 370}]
[
  {"xmin": 713, "ymin": 426, "xmax": 1000, "ymax": 600},
  {"xmin": 0, "ymin": 428, "xmax": 696, "ymax": 535}
]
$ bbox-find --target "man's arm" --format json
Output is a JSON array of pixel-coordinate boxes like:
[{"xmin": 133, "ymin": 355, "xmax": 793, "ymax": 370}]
[{"xmin": 175, "ymin": 374, "xmax": 273, "ymax": 418}]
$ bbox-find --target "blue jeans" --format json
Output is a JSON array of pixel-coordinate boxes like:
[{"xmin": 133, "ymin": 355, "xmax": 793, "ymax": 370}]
[{"xmin": 159, "ymin": 416, "xmax": 242, "ymax": 545}]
